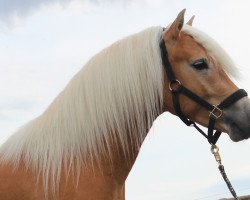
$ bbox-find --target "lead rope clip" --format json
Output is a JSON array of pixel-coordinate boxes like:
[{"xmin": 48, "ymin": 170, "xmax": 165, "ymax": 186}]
[{"xmin": 210, "ymin": 145, "xmax": 239, "ymax": 200}]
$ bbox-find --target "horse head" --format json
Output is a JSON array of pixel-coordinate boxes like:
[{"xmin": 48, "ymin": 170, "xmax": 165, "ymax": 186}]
[{"xmin": 162, "ymin": 9, "xmax": 250, "ymax": 142}]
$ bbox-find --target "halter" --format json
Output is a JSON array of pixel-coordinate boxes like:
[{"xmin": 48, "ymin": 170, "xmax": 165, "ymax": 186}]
[
  {"xmin": 160, "ymin": 30, "xmax": 248, "ymax": 199},
  {"xmin": 159, "ymin": 37, "xmax": 248, "ymax": 145}
]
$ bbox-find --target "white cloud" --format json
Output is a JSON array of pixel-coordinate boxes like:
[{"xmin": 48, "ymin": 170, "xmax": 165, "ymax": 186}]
[{"xmin": 0, "ymin": 0, "xmax": 135, "ymax": 25}]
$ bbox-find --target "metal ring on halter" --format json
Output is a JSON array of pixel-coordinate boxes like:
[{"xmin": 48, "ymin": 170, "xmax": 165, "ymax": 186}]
[
  {"xmin": 169, "ymin": 79, "xmax": 181, "ymax": 92},
  {"xmin": 209, "ymin": 105, "xmax": 223, "ymax": 119}
]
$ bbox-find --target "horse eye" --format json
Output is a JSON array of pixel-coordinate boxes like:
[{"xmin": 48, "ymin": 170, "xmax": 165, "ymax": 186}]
[{"xmin": 191, "ymin": 59, "xmax": 209, "ymax": 71}]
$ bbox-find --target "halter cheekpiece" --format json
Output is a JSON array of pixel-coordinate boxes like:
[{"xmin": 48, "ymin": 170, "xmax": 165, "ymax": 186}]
[{"xmin": 159, "ymin": 33, "xmax": 248, "ymax": 145}]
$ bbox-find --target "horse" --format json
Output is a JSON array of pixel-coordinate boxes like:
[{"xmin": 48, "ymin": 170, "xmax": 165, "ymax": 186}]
[{"xmin": 0, "ymin": 9, "xmax": 250, "ymax": 200}]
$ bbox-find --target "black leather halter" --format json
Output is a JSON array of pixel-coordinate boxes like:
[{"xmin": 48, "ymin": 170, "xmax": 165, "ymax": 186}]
[{"xmin": 159, "ymin": 36, "xmax": 248, "ymax": 145}]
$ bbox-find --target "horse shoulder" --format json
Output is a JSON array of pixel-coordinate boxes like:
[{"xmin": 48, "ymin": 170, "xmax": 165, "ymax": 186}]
[{"xmin": 0, "ymin": 161, "xmax": 43, "ymax": 200}]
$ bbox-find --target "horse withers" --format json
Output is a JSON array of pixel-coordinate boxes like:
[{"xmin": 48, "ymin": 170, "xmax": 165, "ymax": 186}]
[{"xmin": 0, "ymin": 9, "xmax": 249, "ymax": 200}]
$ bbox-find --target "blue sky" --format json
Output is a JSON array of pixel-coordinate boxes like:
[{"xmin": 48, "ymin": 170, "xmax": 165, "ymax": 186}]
[{"xmin": 0, "ymin": 0, "xmax": 250, "ymax": 199}]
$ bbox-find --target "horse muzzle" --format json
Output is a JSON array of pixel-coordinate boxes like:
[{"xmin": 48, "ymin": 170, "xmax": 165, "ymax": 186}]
[{"xmin": 223, "ymin": 97, "xmax": 250, "ymax": 142}]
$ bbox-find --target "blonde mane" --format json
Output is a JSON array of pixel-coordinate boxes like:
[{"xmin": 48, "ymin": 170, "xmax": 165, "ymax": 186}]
[
  {"xmin": 0, "ymin": 26, "xmax": 164, "ymax": 195},
  {"xmin": 0, "ymin": 24, "xmax": 239, "ymax": 197}
]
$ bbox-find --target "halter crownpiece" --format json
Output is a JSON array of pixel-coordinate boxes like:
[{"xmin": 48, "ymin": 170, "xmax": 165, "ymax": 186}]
[{"xmin": 159, "ymin": 37, "xmax": 248, "ymax": 145}]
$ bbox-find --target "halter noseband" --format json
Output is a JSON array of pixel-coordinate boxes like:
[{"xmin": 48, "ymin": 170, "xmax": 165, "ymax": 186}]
[{"xmin": 159, "ymin": 35, "xmax": 248, "ymax": 145}]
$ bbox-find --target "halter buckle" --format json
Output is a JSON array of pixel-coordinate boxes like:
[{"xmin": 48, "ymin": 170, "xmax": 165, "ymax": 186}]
[
  {"xmin": 209, "ymin": 105, "xmax": 223, "ymax": 119},
  {"xmin": 169, "ymin": 79, "xmax": 181, "ymax": 92}
]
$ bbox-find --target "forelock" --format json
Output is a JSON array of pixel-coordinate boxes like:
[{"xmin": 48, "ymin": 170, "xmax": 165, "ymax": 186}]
[{"xmin": 182, "ymin": 24, "xmax": 239, "ymax": 79}]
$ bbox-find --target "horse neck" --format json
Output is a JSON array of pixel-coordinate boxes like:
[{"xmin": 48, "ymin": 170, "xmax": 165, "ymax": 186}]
[
  {"xmin": 0, "ymin": 27, "xmax": 165, "ymax": 196},
  {"xmin": 87, "ymin": 122, "xmax": 153, "ymax": 184},
  {"xmin": 32, "ymin": 82, "xmax": 159, "ymax": 176}
]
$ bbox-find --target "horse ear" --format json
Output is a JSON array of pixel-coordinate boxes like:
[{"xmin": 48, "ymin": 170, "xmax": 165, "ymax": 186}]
[
  {"xmin": 187, "ymin": 15, "xmax": 195, "ymax": 26},
  {"xmin": 164, "ymin": 9, "xmax": 186, "ymax": 42}
]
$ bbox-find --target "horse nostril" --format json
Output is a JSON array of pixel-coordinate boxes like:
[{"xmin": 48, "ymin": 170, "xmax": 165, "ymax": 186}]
[{"xmin": 222, "ymin": 100, "xmax": 250, "ymax": 141}]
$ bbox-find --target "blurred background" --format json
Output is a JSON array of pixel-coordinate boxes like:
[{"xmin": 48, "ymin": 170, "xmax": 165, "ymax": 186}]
[{"xmin": 0, "ymin": 0, "xmax": 250, "ymax": 199}]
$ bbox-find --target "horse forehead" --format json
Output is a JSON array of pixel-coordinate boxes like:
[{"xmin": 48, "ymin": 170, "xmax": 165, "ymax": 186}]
[{"xmin": 171, "ymin": 33, "xmax": 207, "ymax": 60}]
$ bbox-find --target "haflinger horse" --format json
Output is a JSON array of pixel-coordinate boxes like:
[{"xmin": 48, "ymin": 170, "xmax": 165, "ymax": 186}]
[{"xmin": 0, "ymin": 9, "xmax": 250, "ymax": 200}]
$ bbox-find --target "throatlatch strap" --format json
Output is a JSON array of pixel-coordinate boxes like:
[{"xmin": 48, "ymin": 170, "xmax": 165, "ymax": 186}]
[{"xmin": 172, "ymin": 91, "xmax": 193, "ymax": 126}]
